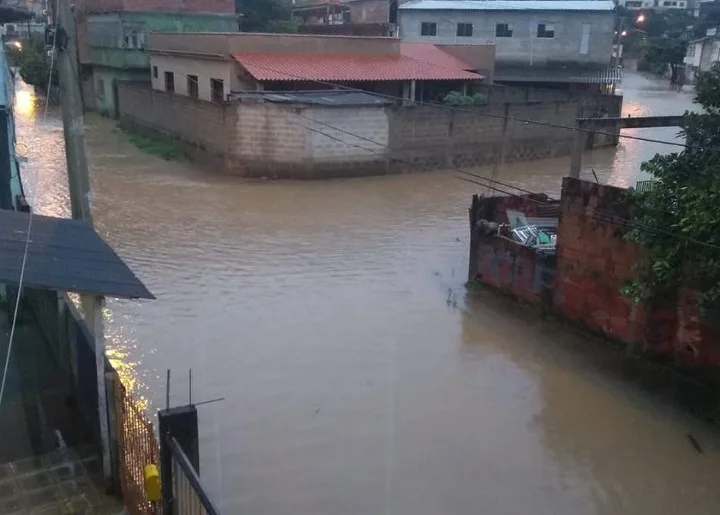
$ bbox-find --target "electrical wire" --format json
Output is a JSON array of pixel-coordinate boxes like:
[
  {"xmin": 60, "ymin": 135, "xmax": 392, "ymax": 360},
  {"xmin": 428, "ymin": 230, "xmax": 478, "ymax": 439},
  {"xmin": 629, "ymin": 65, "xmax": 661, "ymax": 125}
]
[
  {"xmin": 0, "ymin": 0, "xmax": 59, "ymax": 408},
  {"xmin": 238, "ymin": 60, "xmax": 702, "ymax": 150},
  {"xmin": 291, "ymin": 109, "xmax": 720, "ymax": 253}
]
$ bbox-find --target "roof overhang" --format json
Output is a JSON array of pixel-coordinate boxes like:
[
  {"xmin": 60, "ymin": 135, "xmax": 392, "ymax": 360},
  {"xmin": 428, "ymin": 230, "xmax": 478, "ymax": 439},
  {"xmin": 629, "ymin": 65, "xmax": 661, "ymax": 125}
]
[{"xmin": 0, "ymin": 210, "xmax": 154, "ymax": 299}]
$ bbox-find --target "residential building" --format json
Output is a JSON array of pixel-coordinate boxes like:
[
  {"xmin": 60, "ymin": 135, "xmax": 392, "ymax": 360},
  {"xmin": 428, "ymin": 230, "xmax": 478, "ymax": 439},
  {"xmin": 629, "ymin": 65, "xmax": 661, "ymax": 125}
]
[
  {"xmin": 616, "ymin": 0, "xmax": 655, "ymax": 9},
  {"xmin": 617, "ymin": 0, "xmax": 688, "ymax": 8},
  {"xmin": 684, "ymin": 28, "xmax": 720, "ymax": 83},
  {"xmin": 294, "ymin": 0, "xmax": 398, "ymax": 36},
  {"xmin": 147, "ymin": 32, "xmax": 491, "ymax": 101},
  {"xmin": 76, "ymin": 0, "xmax": 238, "ymax": 117},
  {"xmin": 398, "ymin": 0, "xmax": 620, "ymax": 90}
]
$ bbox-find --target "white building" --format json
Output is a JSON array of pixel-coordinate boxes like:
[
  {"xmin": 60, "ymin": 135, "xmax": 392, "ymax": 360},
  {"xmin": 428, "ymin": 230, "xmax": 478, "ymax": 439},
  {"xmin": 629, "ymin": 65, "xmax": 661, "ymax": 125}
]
[
  {"xmin": 398, "ymin": 0, "xmax": 619, "ymax": 89},
  {"xmin": 684, "ymin": 28, "xmax": 720, "ymax": 83}
]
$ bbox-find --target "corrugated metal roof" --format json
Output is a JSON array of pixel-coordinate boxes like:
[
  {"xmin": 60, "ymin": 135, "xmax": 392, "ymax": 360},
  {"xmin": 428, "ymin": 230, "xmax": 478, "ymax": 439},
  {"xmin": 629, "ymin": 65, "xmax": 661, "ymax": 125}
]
[
  {"xmin": 494, "ymin": 64, "xmax": 622, "ymax": 84},
  {"xmin": 233, "ymin": 52, "xmax": 484, "ymax": 82},
  {"xmin": 236, "ymin": 90, "xmax": 393, "ymax": 105},
  {"xmin": 399, "ymin": 0, "xmax": 615, "ymax": 11},
  {"xmin": 0, "ymin": 210, "xmax": 154, "ymax": 299}
]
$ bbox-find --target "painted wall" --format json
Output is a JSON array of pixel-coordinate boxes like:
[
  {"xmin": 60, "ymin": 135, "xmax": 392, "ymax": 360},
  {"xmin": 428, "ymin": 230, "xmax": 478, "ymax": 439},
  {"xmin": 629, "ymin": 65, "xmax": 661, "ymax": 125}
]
[
  {"xmin": 399, "ymin": 9, "xmax": 614, "ymax": 67},
  {"xmin": 150, "ymin": 54, "xmax": 236, "ymax": 101}
]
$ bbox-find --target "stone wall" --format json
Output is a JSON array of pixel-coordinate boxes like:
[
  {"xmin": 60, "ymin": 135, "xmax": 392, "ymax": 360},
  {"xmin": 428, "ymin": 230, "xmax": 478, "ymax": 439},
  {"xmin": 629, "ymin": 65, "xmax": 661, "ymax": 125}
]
[{"xmin": 468, "ymin": 178, "xmax": 720, "ymax": 372}]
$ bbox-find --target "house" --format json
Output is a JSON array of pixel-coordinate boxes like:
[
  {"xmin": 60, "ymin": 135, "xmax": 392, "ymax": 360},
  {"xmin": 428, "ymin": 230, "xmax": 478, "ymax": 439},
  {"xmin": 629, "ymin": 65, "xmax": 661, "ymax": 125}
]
[
  {"xmin": 147, "ymin": 32, "xmax": 491, "ymax": 102},
  {"xmin": 684, "ymin": 29, "xmax": 720, "ymax": 83},
  {"xmin": 398, "ymin": 0, "xmax": 620, "ymax": 91},
  {"xmin": 75, "ymin": 0, "xmax": 238, "ymax": 117},
  {"xmin": 293, "ymin": 0, "xmax": 398, "ymax": 36}
]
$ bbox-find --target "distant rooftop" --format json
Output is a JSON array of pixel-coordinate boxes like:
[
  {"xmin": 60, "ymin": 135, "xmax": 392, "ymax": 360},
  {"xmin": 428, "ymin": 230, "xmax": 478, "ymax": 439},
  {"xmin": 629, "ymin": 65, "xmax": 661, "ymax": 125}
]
[
  {"xmin": 235, "ymin": 90, "xmax": 393, "ymax": 106},
  {"xmin": 233, "ymin": 44, "xmax": 483, "ymax": 82},
  {"xmin": 399, "ymin": 0, "xmax": 615, "ymax": 11}
]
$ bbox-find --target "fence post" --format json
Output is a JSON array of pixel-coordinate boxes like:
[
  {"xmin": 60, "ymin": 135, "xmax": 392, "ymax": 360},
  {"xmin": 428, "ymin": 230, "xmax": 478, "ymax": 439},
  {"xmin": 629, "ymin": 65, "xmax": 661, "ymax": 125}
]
[
  {"xmin": 105, "ymin": 371, "xmax": 121, "ymax": 495},
  {"xmin": 158, "ymin": 405, "xmax": 199, "ymax": 513}
]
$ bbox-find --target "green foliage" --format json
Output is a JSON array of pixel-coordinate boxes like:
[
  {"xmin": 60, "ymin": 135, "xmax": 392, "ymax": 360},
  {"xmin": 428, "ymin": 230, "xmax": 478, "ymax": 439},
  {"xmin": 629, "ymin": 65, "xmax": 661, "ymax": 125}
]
[
  {"xmin": 626, "ymin": 9, "xmax": 692, "ymax": 73},
  {"xmin": 16, "ymin": 37, "xmax": 57, "ymax": 91},
  {"xmin": 128, "ymin": 133, "xmax": 180, "ymax": 160},
  {"xmin": 236, "ymin": 0, "xmax": 298, "ymax": 33},
  {"xmin": 626, "ymin": 63, "xmax": 720, "ymax": 308},
  {"xmin": 443, "ymin": 91, "xmax": 488, "ymax": 106}
]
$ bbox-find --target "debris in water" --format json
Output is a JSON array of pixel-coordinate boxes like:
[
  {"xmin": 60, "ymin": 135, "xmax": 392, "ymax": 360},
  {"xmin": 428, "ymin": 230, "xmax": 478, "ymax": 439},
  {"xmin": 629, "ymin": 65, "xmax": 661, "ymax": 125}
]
[{"xmin": 687, "ymin": 433, "xmax": 703, "ymax": 454}]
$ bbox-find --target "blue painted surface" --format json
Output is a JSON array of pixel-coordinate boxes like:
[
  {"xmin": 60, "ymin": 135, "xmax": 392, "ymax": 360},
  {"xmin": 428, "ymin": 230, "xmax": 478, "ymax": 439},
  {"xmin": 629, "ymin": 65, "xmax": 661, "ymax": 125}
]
[{"xmin": 0, "ymin": 44, "xmax": 25, "ymax": 207}]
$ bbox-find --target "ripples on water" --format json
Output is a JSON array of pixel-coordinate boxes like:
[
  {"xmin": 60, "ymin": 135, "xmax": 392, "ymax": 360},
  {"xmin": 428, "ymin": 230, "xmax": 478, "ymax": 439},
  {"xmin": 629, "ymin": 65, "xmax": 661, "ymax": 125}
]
[{"xmin": 15, "ymin": 73, "xmax": 720, "ymax": 515}]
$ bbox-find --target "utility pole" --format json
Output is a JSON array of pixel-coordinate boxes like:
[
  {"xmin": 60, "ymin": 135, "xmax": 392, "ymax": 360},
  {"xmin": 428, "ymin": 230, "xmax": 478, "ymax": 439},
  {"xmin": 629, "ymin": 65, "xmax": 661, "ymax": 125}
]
[{"xmin": 50, "ymin": 0, "xmax": 112, "ymax": 487}]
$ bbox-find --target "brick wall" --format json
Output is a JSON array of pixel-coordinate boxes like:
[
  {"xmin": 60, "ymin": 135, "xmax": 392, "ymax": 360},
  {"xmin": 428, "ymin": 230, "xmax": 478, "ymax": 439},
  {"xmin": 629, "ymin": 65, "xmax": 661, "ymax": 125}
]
[
  {"xmin": 117, "ymin": 82, "xmax": 235, "ymax": 170},
  {"xmin": 554, "ymin": 178, "xmax": 644, "ymax": 343},
  {"xmin": 556, "ymin": 178, "xmax": 720, "ymax": 369},
  {"xmin": 388, "ymin": 98, "xmax": 615, "ymax": 170},
  {"xmin": 468, "ymin": 178, "xmax": 720, "ymax": 373}
]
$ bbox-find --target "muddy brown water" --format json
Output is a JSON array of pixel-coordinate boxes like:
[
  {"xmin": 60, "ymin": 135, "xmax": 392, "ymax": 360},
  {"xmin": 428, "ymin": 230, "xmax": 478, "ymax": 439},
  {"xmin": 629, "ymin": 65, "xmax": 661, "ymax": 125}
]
[{"xmin": 15, "ymin": 71, "xmax": 720, "ymax": 514}]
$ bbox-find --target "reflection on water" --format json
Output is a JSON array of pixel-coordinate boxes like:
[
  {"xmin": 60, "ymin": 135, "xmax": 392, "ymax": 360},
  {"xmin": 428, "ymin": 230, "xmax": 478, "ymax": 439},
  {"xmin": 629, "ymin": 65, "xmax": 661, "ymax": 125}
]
[
  {"xmin": 14, "ymin": 89, "xmax": 34, "ymax": 117},
  {"xmin": 16, "ymin": 71, "xmax": 720, "ymax": 515}
]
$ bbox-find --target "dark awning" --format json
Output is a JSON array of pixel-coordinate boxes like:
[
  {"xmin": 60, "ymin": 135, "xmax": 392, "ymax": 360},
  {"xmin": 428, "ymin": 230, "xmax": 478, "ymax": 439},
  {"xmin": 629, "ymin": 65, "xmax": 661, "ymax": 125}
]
[{"xmin": 0, "ymin": 210, "xmax": 154, "ymax": 299}]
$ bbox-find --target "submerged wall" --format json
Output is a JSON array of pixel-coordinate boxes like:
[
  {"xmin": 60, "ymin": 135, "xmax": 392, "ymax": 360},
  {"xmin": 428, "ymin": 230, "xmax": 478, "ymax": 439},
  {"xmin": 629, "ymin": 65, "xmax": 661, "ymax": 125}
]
[
  {"xmin": 117, "ymin": 82, "xmax": 622, "ymax": 178},
  {"xmin": 468, "ymin": 178, "xmax": 720, "ymax": 372}
]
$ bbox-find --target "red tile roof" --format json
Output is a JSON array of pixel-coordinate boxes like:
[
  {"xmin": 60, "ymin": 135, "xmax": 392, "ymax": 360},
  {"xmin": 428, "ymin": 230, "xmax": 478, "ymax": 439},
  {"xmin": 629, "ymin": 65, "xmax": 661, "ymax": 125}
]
[
  {"xmin": 232, "ymin": 46, "xmax": 484, "ymax": 83},
  {"xmin": 399, "ymin": 42, "xmax": 476, "ymax": 71}
]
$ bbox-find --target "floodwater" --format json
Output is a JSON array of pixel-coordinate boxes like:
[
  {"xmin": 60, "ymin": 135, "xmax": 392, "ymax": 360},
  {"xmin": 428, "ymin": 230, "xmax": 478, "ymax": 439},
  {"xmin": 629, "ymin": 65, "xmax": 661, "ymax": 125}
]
[{"xmin": 15, "ymin": 70, "xmax": 720, "ymax": 514}]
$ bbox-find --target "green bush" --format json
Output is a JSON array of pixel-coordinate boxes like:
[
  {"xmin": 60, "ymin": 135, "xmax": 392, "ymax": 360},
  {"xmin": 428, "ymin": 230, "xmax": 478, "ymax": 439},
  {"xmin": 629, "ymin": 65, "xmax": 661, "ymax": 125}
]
[{"xmin": 443, "ymin": 91, "xmax": 488, "ymax": 106}]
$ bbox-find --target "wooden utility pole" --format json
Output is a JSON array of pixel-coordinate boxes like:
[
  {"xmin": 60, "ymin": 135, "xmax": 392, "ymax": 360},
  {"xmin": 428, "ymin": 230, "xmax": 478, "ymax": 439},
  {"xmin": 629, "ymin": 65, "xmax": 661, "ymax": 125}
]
[{"xmin": 51, "ymin": 0, "xmax": 112, "ymax": 486}]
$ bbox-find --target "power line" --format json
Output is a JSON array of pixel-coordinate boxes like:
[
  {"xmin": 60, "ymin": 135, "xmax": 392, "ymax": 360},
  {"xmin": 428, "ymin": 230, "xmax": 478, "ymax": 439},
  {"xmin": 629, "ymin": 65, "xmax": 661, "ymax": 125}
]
[
  {"xmin": 238, "ymin": 61, "xmax": 702, "ymax": 150},
  {"xmin": 295, "ymin": 110, "xmax": 552, "ymax": 199},
  {"xmin": 0, "ymin": 0, "xmax": 60, "ymax": 409},
  {"xmin": 291, "ymin": 108, "xmax": 720, "ymax": 253}
]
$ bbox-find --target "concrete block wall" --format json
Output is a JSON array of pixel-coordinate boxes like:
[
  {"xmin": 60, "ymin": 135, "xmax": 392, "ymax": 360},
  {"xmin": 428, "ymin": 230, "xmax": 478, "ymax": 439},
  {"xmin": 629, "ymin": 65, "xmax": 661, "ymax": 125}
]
[
  {"xmin": 388, "ymin": 99, "xmax": 591, "ymax": 170},
  {"xmin": 117, "ymin": 82, "xmax": 235, "ymax": 170}
]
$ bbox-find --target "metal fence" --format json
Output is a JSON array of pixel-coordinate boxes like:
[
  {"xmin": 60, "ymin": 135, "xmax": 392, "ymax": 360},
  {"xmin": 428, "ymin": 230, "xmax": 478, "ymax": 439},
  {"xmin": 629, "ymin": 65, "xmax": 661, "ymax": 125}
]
[
  {"xmin": 110, "ymin": 371, "xmax": 162, "ymax": 515},
  {"xmin": 167, "ymin": 436, "xmax": 220, "ymax": 515},
  {"xmin": 634, "ymin": 179, "xmax": 656, "ymax": 193}
]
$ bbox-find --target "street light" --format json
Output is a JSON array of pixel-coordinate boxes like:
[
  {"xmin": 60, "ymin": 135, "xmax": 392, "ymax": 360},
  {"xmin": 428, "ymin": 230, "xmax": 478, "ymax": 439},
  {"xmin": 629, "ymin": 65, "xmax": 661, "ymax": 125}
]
[
  {"xmin": 621, "ymin": 30, "xmax": 627, "ymax": 37},
  {"xmin": 636, "ymin": 13, "xmax": 645, "ymax": 23}
]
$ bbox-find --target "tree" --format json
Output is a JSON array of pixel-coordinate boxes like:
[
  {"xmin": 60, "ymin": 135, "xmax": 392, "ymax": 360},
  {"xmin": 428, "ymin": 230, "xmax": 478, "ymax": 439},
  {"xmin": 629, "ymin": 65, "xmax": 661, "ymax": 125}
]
[
  {"xmin": 17, "ymin": 37, "xmax": 58, "ymax": 91},
  {"xmin": 236, "ymin": 0, "xmax": 299, "ymax": 33},
  {"xmin": 625, "ymin": 64, "xmax": 720, "ymax": 308}
]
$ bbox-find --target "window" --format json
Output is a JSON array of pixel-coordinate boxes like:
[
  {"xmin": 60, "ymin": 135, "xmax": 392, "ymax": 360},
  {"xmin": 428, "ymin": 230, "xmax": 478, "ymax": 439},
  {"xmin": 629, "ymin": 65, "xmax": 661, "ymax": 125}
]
[
  {"xmin": 420, "ymin": 22, "xmax": 437, "ymax": 36},
  {"xmin": 580, "ymin": 22, "xmax": 590, "ymax": 55},
  {"xmin": 456, "ymin": 23, "xmax": 473, "ymax": 37},
  {"xmin": 164, "ymin": 71, "xmax": 174, "ymax": 93},
  {"xmin": 97, "ymin": 78, "xmax": 105, "ymax": 99},
  {"xmin": 537, "ymin": 23, "xmax": 555, "ymax": 38},
  {"xmin": 187, "ymin": 75, "xmax": 198, "ymax": 99},
  {"xmin": 152, "ymin": 66, "xmax": 158, "ymax": 78},
  {"xmin": 495, "ymin": 23, "xmax": 513, "ymax": 37},
  {"xmin": 210, "ymin": 78, "xmax": 224, "ymax": 103}
]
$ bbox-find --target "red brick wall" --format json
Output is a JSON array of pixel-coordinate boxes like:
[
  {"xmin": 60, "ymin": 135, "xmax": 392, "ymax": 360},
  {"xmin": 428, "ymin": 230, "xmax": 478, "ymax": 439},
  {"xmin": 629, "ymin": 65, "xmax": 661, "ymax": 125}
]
[
  {"xmin": 473, "ymin": 234, "xmax": 556, "ymax": 304},
  {"xmin": 468, "ymin": 178, "xmax": 720, "ymax": 372},
  {"xmin": 555, "ymin": 177, "xmax": 720, "ymax": 369}
]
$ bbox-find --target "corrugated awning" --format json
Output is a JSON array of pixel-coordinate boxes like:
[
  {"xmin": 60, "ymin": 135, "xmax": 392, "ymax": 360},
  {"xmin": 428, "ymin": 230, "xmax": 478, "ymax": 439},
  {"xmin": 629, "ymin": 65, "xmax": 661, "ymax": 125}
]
[{"xmin": 0, "ymin": 210, "xmax": 154, "ymax": 299}]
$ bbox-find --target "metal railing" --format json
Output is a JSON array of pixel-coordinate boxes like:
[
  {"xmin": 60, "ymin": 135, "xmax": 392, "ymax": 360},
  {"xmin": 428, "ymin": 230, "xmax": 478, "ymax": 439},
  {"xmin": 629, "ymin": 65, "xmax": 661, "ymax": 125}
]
[
  {"xmin": 167, "ymin": 436, "xmax": 220, "ymax": 515},
  {"xmin": 635, "ymin": 179, "xmax": 656, "ymax": 193}
]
